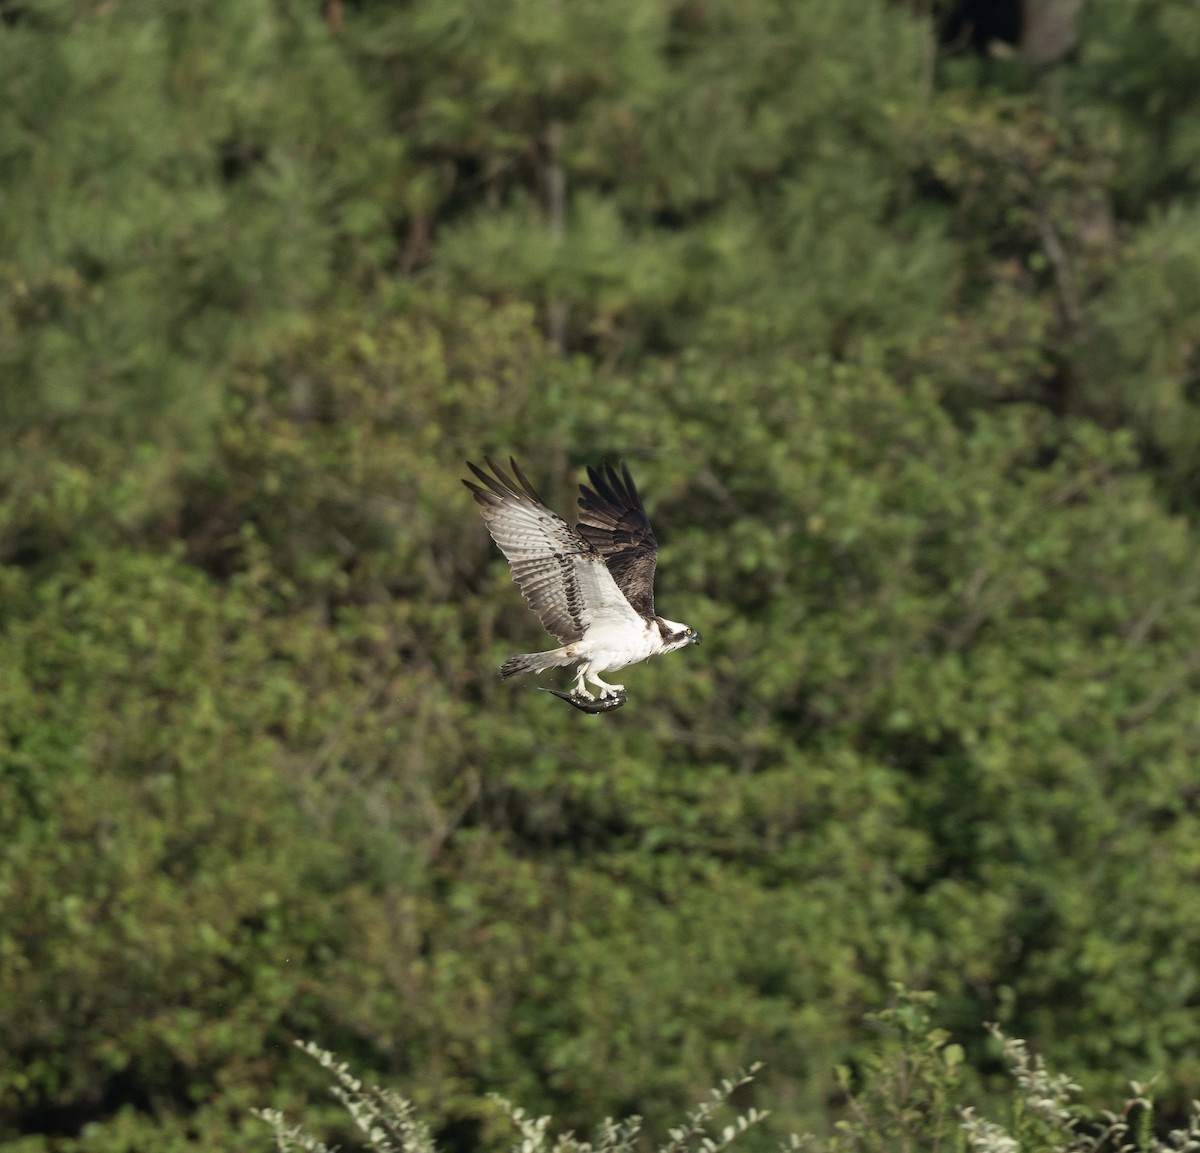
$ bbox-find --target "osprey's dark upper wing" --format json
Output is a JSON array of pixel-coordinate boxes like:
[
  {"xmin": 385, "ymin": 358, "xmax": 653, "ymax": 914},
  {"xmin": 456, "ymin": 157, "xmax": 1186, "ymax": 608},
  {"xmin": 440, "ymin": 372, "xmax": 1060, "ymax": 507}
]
[
  {"xmin": 463, "ymin": 457, "xmax": 643, "ymax": 644},
  {"xmin": 575, "ymin": 462, "xmax": 658, "ymax": 619}
]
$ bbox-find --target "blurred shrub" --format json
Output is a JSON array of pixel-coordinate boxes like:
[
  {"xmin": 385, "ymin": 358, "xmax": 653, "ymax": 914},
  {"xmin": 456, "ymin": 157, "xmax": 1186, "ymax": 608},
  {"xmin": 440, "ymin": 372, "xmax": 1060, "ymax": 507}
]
[
  {"xmin": 254, "ymin": 992, "xmax": 1200, "ymax": 1153},
  {"xmin": 6, "ymin": 295, "xmax": 1200, "ymax": 1148}
]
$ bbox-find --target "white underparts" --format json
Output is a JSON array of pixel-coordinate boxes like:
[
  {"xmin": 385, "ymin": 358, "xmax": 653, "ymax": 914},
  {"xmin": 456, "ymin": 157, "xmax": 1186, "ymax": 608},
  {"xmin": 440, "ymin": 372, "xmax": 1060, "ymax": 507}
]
[{"xmin": 507, "ymin": 617, "xmax": 694, "ymax": 700}]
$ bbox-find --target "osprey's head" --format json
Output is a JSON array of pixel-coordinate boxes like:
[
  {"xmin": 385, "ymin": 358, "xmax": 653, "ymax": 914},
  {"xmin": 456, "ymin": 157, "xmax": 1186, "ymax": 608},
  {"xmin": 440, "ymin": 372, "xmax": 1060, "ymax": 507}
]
[{"xmin": 658, "ymin": 618, "xmax": 702, "ymax": 653}]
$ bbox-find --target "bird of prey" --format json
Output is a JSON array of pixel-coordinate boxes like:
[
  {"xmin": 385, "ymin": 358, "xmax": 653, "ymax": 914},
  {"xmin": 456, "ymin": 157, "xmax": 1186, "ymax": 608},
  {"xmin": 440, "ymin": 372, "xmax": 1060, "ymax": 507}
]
[{"xmin": 463, "ymin": 457, "xmax": 701, "ymax": 711}]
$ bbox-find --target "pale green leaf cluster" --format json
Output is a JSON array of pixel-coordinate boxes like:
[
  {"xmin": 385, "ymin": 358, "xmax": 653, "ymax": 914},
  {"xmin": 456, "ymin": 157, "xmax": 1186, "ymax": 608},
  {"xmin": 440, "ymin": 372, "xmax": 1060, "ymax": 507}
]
[
  {"xmin": 257, "ymin": 1043, "xmax": 765, "ymax": 1153},
  {"xmin": 256, "ymin": 998, "xmax": 1200, "ymax": 1153}
]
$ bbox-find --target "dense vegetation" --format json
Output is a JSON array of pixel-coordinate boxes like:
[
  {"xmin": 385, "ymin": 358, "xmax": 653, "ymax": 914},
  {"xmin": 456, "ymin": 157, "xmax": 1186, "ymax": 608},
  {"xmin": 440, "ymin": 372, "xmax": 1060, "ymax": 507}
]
[
  {"xmin": 3, "ymin": 1, "xmax": 1200, "ymax": 1150},
  {"xmin": 258, "ymin": 993, "xmax": 1200, "ymax": 1153}
]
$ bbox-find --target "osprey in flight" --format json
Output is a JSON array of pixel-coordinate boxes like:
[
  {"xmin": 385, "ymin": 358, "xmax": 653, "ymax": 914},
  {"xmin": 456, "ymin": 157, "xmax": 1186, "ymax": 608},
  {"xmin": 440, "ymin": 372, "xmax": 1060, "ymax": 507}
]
[{"xmin": 464, "ymin": 457, "xmax": 701, "ymax": 712}]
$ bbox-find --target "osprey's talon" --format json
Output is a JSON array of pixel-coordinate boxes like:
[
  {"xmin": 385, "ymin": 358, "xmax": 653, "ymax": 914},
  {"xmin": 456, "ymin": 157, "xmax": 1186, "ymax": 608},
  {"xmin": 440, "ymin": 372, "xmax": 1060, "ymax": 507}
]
[{"xmin": 538, "ymin": 686, "xmax": 628, "ymax": 713}]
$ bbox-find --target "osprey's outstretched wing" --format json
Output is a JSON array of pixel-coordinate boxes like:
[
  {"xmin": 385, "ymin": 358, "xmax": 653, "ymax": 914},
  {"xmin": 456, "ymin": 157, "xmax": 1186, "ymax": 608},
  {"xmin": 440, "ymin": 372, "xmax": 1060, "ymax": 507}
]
[
  {"xmin": 576, "ymin": 462, "xmax": 658, "ymax": 619},
  {"xmin": 463, "ymin": 457, "xmax": 643, "ymax": 643}
]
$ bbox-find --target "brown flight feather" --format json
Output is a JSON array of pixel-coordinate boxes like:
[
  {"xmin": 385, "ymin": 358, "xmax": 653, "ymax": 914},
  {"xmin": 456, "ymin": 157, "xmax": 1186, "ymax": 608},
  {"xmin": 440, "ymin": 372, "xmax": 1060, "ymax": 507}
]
[{"xmin": 576, "ymin": 461, "xmax": 659, "ymax": 619}]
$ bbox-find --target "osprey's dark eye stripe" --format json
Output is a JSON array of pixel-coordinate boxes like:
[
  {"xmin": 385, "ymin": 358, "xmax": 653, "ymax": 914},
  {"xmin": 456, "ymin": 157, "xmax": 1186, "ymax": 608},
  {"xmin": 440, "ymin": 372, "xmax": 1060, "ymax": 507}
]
[{"xmin": 464, "ymin": 456, "xmax": 701, "ymax": 710}]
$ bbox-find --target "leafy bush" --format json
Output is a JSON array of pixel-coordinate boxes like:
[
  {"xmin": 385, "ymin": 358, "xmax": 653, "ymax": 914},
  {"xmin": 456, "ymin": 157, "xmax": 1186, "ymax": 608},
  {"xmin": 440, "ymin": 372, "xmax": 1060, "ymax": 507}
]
[
  {"xmin": 256, "ymin": 993, "xmax": 1200, "ymax": 1153},
  {"xmin": 257, "ymin": 1044, "xmax": 764, "ymax": 1153},
  {"xmin": 7, "ymin": 1, "xmax": 1200, "ymax": 1149},
  {"xmin": 7, "ymin": 295, "xmax": 1200, "ymax": 1151}
]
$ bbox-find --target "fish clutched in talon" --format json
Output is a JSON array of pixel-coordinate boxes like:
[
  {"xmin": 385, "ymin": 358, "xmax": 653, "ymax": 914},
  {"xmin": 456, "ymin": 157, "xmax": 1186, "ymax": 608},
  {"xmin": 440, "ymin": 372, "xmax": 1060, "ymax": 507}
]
[
  {"xmin": 463, "ymin": 456, "xmax": 701, "ymax": 711},
  {"xmin": 538, "ymin": 686, "xmax": 629, "ymax": 713}
]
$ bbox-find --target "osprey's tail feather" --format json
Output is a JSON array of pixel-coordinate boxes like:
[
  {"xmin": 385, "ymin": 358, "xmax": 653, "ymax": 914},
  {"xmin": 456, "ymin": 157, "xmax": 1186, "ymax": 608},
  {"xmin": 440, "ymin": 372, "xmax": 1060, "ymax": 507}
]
[{"xmin": 500, "ymin": 648, "xmax": 574, "ymax": 680}]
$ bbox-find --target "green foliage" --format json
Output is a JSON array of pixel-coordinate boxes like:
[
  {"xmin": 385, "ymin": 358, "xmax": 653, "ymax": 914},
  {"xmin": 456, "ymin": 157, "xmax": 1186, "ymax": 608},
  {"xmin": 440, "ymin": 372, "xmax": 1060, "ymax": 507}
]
[
  {"xmin": 0, "ymin": 0, "xmax": 398, "ymax": 456},
  {"xmin": 797, "ymin": 991, "xmax": 1200, "ymax": 1153},
  {"xmin": 1084, "ymin": 202, "xmax": 1200, "ymax": 492},
  {"xmin": 1069, "ymin": 0, "xmax": 1200, "ymax": 209},
  {"xmin": 6, "ymin": 0, "xmax": 1200, "ymax": 1150},
  {"xmin": 254, "ymin": 994, "xmax": 1200, "ymax": 1153},
  {"xmin": 257, "ymin": 1042, "xmax": 764, "ymax": 1153},
  {"xmin": 799, "ymin": 990, "xmax": 966, "ymax": 1153},
  {"xmin": 257, "ymin": 1042, "xmax": 444, "ymax": 1153},
  {"xmin": 8, "ymin": 295, "xmax": 1200, "ymax": 1150},
  {"xmin": 0, "ymin": 545, "xmax": 355, "ymax": 1142},
  {"xmin": 352, "ymin": 0, "xmax": 951, "ymax": 361}
]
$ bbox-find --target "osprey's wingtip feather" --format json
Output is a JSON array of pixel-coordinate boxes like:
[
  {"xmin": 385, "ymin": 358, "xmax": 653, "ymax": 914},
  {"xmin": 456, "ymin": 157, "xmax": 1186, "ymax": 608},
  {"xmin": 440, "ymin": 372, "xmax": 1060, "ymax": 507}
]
[
  {"xmin": 463, "ymin": 460, "xmax": 507, "ymax": 506},
  {"xmin": 507, "ymin": 456, "xmax": 544, "ymax": 504},
  {"xmin": 619, "ymin": 461, "xmax": 641, "ymax": 505},
  {"xmin": 484, "ymin": 455, "xmax": 517, "ymax": 493},
  {"xmin": 579, "ymin": 459, "xmax": 645, "ymax": 516},
  {"xmin": 465, "ymin": 456, "xmax": 545, "ymax": 507}
]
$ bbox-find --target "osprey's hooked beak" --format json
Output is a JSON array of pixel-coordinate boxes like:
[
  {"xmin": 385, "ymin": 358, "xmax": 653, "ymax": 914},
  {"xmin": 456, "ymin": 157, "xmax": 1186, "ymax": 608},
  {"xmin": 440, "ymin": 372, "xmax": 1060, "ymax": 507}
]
[{"xmin": 689, "ymin": 629, "xmax": 702, "ymax": 645}]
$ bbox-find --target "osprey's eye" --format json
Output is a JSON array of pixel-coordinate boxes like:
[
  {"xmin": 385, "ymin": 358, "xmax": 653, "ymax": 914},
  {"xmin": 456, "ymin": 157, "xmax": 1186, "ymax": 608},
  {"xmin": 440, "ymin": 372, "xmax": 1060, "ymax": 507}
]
[{"xmin": 685, "ymin": 628, "xmax": 692, "ymax": 636}]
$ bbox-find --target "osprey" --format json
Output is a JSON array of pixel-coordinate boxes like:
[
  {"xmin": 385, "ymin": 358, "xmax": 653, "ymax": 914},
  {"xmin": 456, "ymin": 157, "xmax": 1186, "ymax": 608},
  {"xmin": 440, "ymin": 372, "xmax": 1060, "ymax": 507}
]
[{"xmin": 464, "ymin": 457, "xmax": 701, "ymax": 711}]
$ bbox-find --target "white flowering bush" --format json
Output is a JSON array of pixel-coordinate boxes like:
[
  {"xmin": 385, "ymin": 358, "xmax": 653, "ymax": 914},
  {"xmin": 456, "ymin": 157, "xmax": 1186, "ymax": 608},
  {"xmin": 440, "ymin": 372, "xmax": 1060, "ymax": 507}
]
[
  {"xmin": 255, "ymin": 1042, "xmax": 440, "ymax": 1153},
  {"xmin": 790, "ymin": 991, "xmax": 1200, "ymax": 1153},
  {"xmin": 959, "ymin": 1027, "xmax": 1200, "ymax": 1153},
  {"xmin": 257, "ymin": 994, "xmax": 1200, "ymax": 1153},
  {"xmin": 255, "ymin": 1043, "xmax": 766, "ymax": 1153}
]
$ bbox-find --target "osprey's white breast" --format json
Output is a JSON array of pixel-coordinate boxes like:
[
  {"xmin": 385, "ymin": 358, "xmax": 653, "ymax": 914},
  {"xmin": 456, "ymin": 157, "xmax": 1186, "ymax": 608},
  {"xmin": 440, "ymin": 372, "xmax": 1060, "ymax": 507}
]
[{"xmin": 578, "ymin": 617, "xmax": 662, "ymax": 673}]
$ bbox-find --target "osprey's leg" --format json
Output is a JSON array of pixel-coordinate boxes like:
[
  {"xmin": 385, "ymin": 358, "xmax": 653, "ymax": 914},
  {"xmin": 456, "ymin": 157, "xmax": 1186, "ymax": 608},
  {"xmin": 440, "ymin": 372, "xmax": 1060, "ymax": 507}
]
[
  {"xmin": 586, "ymin": 671, "xmax": 625, "ymax": 699},
  {"xmin": 571, "ymin": 668, "xmax": 595, "ymax": 700}
]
